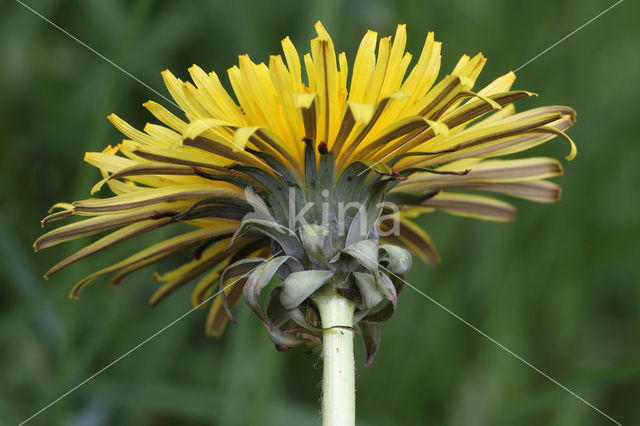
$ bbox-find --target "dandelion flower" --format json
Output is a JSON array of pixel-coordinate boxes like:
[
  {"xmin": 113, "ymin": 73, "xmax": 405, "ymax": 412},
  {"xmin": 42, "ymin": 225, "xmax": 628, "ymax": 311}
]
[{"xmin": 35, "ymin": 22, "xmax": 575, "ymax": 425}]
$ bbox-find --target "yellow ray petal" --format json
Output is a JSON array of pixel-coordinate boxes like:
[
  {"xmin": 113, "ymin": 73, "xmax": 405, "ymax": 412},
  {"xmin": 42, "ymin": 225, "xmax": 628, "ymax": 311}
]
[
  {"xmin": 404, "ymin": 157, "xmax": 564, "ymax": 186},
  {"xmin": 379, "ymin": 25, "xmax": 408, "ymax": 98},
  {"xmin": 69, "ymin": 221, "xmax": 239, "ymax": 298},
  {"xmin": 143, "ymin": 100, "xmax": 188, "ymax": 133},
  {"xmin": 399, "ymin": 111, "xmax": 571, "ymax": 168},
  {"xmin": 363, "ymin": 36, "xmax": 391, "ymax": 104},
  {"xmin": 205, "ymin": 276, "xmax": 245, "ymax": 337},
  {"xmin": 294, "ymin": 93, "xmax": 319, "ymax": 141},
  {"xmin": 72, "ymin": 185, "xmax": 244, "ymax": 214},
  {"xmin": 422, "ymin": 192, "xmax": 516, "ymax": 222},
  {"xmin": 35, "ymin": 201, "xmax": 191, "ymax": 251},
  {"xmin": 349, "ymin": 30, "xmax": 378, "ymax": 104},
  {"xmin": 478, "ymin": 71, "xmax": 516, "ymax": 96},
  {"xmin": 108, "ymin": 114, "xmax": 157, "ymax": 146},
  {"xmin": 268, "ymin": 54, "xmax": 305, "ymax": 157},
  {"xmin": 188, "ymin": 64, "xmax": 244, "ymax": 124},
  {"xmin": 281, "ymin": 36, "xmax": 304, "ymax": 93},
  {"xmin": 149, "ymin": 238, "xmax": 236, "ymax": 307},
  {"xmin": 312, "ymin": 21, "xmax": 340, "ymax": 144},
  {"xmin": 161, "ymin": 70, "xmax": 208, "ymax": 119},
  {"xmin": 44, "ymin": 218, "xmax": 174, "ymax": 279},
  {"xmin": 90, "ymin": 163, "xmax": 204, "ymax": 195},
  {"xmin": 378, "ymin": 216, "xmax": 440, "ymax": 265},
  {"xmin": 330, "ymin": 101, "xmax": 374, "ymax": 155}
]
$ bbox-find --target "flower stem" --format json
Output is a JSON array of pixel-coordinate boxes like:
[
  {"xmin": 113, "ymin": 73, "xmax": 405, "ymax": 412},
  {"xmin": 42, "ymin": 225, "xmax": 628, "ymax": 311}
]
[{"xmin": 314, "ymin": 287, "xmax": 356, "ymax": 426}]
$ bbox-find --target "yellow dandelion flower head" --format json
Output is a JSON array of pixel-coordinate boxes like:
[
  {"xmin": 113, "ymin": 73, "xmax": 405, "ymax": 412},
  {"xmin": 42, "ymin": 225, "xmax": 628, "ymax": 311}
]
[{"xmin": 35, "ymin": 22, "xmax": 576, "ymax": 358}]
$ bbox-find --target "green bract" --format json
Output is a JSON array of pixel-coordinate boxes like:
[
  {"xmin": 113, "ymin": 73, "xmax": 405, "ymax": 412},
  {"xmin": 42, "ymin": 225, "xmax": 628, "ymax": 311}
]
[{"xmin": 222, "ymin": 137, "xmax": 412, "ymax": 362}]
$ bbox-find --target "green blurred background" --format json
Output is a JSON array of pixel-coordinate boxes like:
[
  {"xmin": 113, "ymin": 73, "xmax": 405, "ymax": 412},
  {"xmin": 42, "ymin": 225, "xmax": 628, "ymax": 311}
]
[{"xmin": 1, "ymin": 0, "xmax": 639, "ymax": 424}]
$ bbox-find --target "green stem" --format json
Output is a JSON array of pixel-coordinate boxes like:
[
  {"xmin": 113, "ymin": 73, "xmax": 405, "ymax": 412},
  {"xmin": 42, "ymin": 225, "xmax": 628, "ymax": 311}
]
[{"xmin": 313, "ymin": 287, "xmax": 356, "ymax": 426}]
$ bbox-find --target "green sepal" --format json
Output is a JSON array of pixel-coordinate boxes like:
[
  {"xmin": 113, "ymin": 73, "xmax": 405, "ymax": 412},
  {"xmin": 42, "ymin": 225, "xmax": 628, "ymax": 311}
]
[
  {"xmin": 312, "ymin": 146, "xmax": 336, "ymax": 223},
  {"xmin": 375, "ymin": 271, "xmax": 397, "ymax": 306},
  {"xmin": 228, "ymin": 164, "xmax": 289, "ymax": 219},
  {"xmin": 241, "ymin": 187, "xmax": 277, "ymax": 222},
  {"xmin": 361, "ymin": 272, "xmax": 403, "ymax": 323},
  {"xmin": 265, "ymin": 324, "xmax": 307, "ymax": 350},
  {"xmin": 303, "ymin": 137, "xmax": 317, "ymax": 189},
  {"xmin": 353, "ymin": 271, "xmax": 384, "ymax": 310},
  {"xmin": 230, "ymin": 164, "xmax": 286, "ymax": 192},
  {"xmin": 298, "ymin": 224, "xmax": 331, "ymax": 265},
  {"xmin": 243, "ymin": 256, "xmax": 298, "ymax": 324},
  {"xmin": 266, "ymin": 283, "xmax": 322, "ymax": 337},
  {"xmin": 244, "ymin": 147, "xmax": 303, "ymax": 189},
  {"xmin": 317, "ymin": 145, "xmax": 335, "ymax": 193},
  {"xmin": 379, "ymin": 245, "xmax": 413, "ymax": 275},
  {"xmin": 361, "ymin": 303, "xmax": 394, "ymax": 323},
  {"xmin": 345, "ymin": 178, "xmax": 393, "ymax": 246},
  {"xmin": 231, "ymin": 218, "xmax": 304, "ymax": 258},
  {"xmin": 288, "ymin": 305, "xmax": 323, "ymax": 332},
  {"xmin": 335, "ymin": 287, "xmax": 363, "ymax": 307},
  {"xmin": 219, "ymin": 257, "xmax": 267, "ymax": 322},
  {"xmin": 335, "ymin": 161, "xmax": 374, "ymax": 207},
  {"xmin": 337, "ymin": 239, "xmax": 379, "ymax": 273},
  {"xmin": 360, "ymin": 322, "xmax": 381, "ymax": 367},
  {"xmin": 266, "ymin": 286, "xmax": 290, "ymax": 327},
  {"xmin": 281, "ymin": 270, "xmax": 334, "ymax": 310}
]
